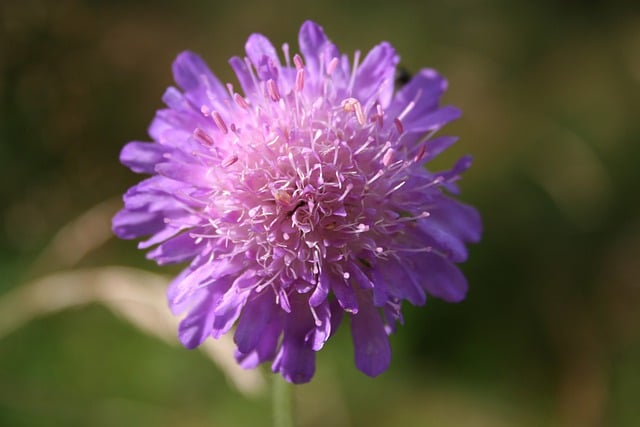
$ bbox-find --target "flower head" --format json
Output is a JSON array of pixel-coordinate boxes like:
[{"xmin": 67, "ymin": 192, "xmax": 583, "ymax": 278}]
[{"xmin": 113, "ymin": 21, "xmax": 481, "ymax": 383}]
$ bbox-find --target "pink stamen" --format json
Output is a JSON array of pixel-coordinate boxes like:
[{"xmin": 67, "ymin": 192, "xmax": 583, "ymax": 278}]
[
  {"xmin": 296, "ymin": 69, "xmax": 305, "ymax": 92},
  {"xmin": 382, "ymin": 148, "xmax": 395, "ymax": 166},
  {"xmin": 376, "ymin": 104, "xmax": 384, "ymax": 127},
  {"xmin": 193, "ymin": 128, "xmax": 214, "ymax": 146},
  {"xmin": 327, "ymin": 57, "xmax": 339, "ymax": 75},
  {"xmin": 267, "ymin": 79, "xmax": 281, "ymax": 102},
  {"xmin": 212, "ymin": 111, "xmax": 228, "ymax": 134},
  {"xmin": 414, "ymin": 143, "xmax": 426, "ymax": 162},
  {"xmin": 394, "ymin": 117, "xmax": 404, "ymax": 134},
  {"xmin": 234, "ymin": 93, "xmax": 249, "ymax": 109},
  {"xmin": 293, "ymin": 54, "xmax": 304, "ymax": 70},
  {"xmin": 221, "ymin": 154, "xmax": 238, "ymax": 168}
]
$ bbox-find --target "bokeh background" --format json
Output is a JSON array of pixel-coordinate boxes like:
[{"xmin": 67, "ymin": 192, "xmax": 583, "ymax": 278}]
[{"xmin": 1, "ymin": 0, "xmax": 640, "ymax": 426}]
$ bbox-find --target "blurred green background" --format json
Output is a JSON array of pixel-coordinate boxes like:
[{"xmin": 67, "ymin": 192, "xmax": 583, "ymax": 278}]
[{"xmin": 1, "ymin": 0, "xmax": 639, "ymax": 426}]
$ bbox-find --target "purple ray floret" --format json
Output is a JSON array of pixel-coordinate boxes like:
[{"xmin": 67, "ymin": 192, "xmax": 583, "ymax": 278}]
[{"xmin": 113, "ymin": 21, "xmax": 481, "ymax": 384}]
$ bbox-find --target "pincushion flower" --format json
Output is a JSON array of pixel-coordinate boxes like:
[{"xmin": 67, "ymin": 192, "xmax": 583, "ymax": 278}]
[{"xmin": 113, "ymin": 21, "xmax": 481, "ymax": 384}]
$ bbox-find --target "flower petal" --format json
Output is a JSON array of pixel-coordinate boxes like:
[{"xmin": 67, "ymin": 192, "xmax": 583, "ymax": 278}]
[
  {"xmin": 177, "ymin": 291, "xmax": 216, "ymax": 349},
  {"xmin": 330, "ymin": 271, "xmax": 359, "ymax": 313},
  {"xmin": 389, "ymin": 68, "xmax": 447, "ymax": 114},
  {"xmin": 245, "ymin": 33, "xmax": 281, "ymax": 80},
  {"xmin": 350, "ymin": 293, "xmax": 391, "ymax": 377},
  {"xmin": 172, "ymin": 51, "xmax": 228, "ymax": 104},
  {"xmin": 235, "ymin": 318, "xmax": 283, "ymax": 369},
  {"xmin": 371, "ymin": 259, "xmax": 426, "ymax": 306},
  {"xmin": 406, "ymin": 106, "xmax": 462, "ymax": 133},
  {"xmin": 166, "ymin": 264, "xmax": 207, "ymax": 315},
  {"xmin": 234, "ymin": 290, "xmax": 276, "ymax": 353},
  {"xmin": 229, "ymin": 56, "xmax": 258, "ymax": 99},
  {"xmin": 298, "ymin": 21, "xmax": 339, "ymax": 78},
  {"xmin": 211, "ymin": 286, "xmax": 250, "ymax": 339},
  {"xmin": 146, "ymin": 232, "xmax": 203, "ymax": 265},
  {"xmin": 120, "ymin": 142, "xmax": 169, "ymax": 174},
  {"xmin": 410, "ymin": 252, "xmax": 468, "ymax": 302},
  {"xmin": 111, "ymin": 208, "xmax": 165, "ymax": 240},
  {"xmin": 309, "ymin": 271, "xmax": 330, "ymax": 307},
  {"xmin": 353, "ymin": 42, "xmax": 398, "ymax": 106},
  {"xmin": 306, "ymin": 300, "xmax": 332, "ymax": 351},
  {"xmin": 272, "ymin": 298, "xmax": 317, "ymax": 384},
  {"xmin": 155, "ymin": 161, "xmax": 212, "ymax": 187},
  {"xmin": 177, "ymin": 276, "xmax": 233, "ymax": 348},
  {"xmin": 428, "ymin": 196, "xmax": 482, "ymax": 243},
  {"xmin": 412, "ymin": 219, "xmax": 469, "ymax": 263}
]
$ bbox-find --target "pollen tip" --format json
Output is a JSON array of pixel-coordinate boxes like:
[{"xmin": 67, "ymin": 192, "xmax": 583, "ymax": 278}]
[
  {"xmin": 221, "ymin": 154, "xmax": 238, "ymax": 168},
  {"xmin": 193, "ymin": 128, "xmax": 214, "ymax": 146},
  {"xmin": 415, "ymin": 144, "xmax": 426, "ymax": 162},
  {"xmin": 234, "ymin": 93, "xmax": 249, "ymax": 109},
  {"xmin": 394, "ymin": 117, "xmax": 404, "ymax": 134},
  {"xmin": 267, "ymin": 79, "xmax": 281, "ymax": 102},
  {"xmin": 296, "ymin": 69, "xmax": 305, "ymax": 92},
  {"xmin": 327, "ymin": 57, "xmax": 339, "ymax": 75},
  {"xmin": 212, "ymin": 111, "xmax": 228, "ymax": 134}
]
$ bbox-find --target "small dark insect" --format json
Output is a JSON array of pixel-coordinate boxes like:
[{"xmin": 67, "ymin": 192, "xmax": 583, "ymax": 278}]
[
  {"xmin": 358, "ymin": 257, "xmax": 373, "ymax": 269},
  {"xmin": 395, "ymin": 67, "xmax": 412, "ymax": 89},
  {"xmin": 286, "ymin": 200, "xmax": 306, "ymax": 217}
]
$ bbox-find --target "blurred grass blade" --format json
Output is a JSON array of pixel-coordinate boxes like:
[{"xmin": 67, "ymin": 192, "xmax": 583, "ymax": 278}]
[
  {"xmin": 31, "ymin": 199, "xmax": 121, "ymax": 275},
  {"xmin": 0, "ymin": 266, "xmax": 265, "ymax": 396}
]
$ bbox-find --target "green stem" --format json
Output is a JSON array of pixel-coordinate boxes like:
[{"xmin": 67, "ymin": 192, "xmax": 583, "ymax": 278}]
[{"xmin": 272, "ymin": 375, "xmax": 294, "ymax": 427}]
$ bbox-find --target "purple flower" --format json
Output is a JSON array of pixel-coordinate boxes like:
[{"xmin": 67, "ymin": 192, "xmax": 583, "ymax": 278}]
[{"xmin": 113, "ymin": 21, "xmax": 481, "ymax": 384}]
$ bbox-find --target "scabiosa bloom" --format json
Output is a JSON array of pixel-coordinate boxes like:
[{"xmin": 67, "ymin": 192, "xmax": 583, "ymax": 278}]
[{"xmin": 113, "ymin": 21, "xmax": 481, "ymax": 384}]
